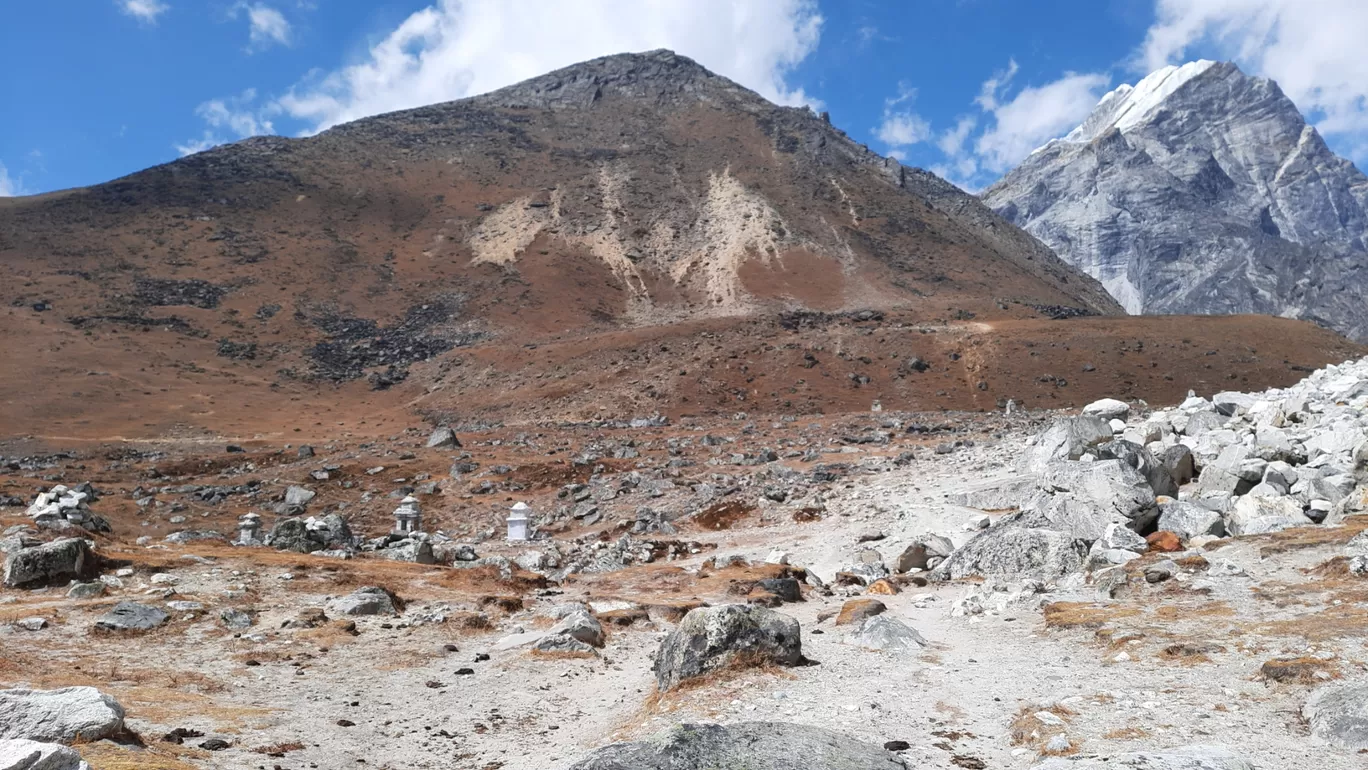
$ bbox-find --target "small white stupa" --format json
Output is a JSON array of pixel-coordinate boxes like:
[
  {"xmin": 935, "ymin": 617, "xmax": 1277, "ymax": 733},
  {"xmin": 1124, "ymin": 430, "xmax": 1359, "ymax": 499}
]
[
  {"xmin": 507, "ymin": 502, "xmax": 531, "ymax": 542},
  {"xmin": 236, "ymin": 512, "xmax": 263, "ymax": 545},
  {"xmin": 393, "ymin": 496, "xmax": 422, "ymax": 535}
]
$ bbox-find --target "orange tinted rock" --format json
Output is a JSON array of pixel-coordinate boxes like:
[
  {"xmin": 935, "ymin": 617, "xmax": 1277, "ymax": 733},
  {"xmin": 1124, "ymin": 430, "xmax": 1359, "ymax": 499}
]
[
  {"xmin": 865, "ymin": 578, "xmax": 900, "ymax": 596},
  {"xmin": 835, "ymin": 598, "xmax": 886, "ymax": 626},
  {"xmin": 1147, "ymin": 531, "xmax": 1182, "ymax": 552}
]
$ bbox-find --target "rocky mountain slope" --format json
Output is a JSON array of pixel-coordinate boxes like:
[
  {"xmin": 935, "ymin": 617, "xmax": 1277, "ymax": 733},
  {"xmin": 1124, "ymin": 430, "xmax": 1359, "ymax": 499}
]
[
  {"xmin": 0, "ymin": 51, "xmax": 1360, "ymax": 440},
  {"xmin": 983, "ymin": 61, "xmax": 1368, "ymax": 341},
  {"xmin": 5, "ymin": 355, "xmax": 1368, "ymax": 769}
]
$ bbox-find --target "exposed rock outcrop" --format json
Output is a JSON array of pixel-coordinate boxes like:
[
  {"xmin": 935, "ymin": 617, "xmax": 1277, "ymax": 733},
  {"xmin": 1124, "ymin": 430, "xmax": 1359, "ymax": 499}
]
[
  {"xmin": 653, "ymin": 605, "xmax": 802, "ymax": 691},
  {"xmin": 568, "ymin": 722, "xmax": 905, "ymax": 770},
  {"xmin": 985, "ymin": 60, "xmax": 1368, "ymax": 341},
  {"xmin": 0, "ymin": 687, "xmax": 125, "ymax": 744}
]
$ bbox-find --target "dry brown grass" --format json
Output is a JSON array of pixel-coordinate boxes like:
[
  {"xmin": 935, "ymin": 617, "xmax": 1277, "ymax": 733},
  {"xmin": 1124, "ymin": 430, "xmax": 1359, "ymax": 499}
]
[
  {"xmin": 1158, "ymin": 641, "xmax": 1226, "ymax": 665},
  {"xmin": 77, "ymin": 742, "xmax": 205, "ymax": 770},
  {"xmin": 1094, "ymin": 628, "xmax": 1146, "ymax": 647},
  {"xmin": 252, "ymin": 741, "xmax": 305, "ymax": 756},
  {"xmin": 1256, "ymin": 604, "xmax": 1368, "ymax": 642},
  {"xmin": 374, "ymin": 648, "xmax": 445, "ymax": 671},
  {"xmin": 446, "ymin": 610, "xmax": 494, "ymax": 631},
  {"xmin": 529, "ymin": 648, "xmax": 599, "ymax": 660},
  {"xmin": 294, "ymin": 621, "xmax": 362, "ymax": 647},
  {"xmin": 644, "ymin": 656, "xmax": 799, "ymax": 712},
  {"xmin": 1260, "ymin": 656, "xmax": 1340, "ymax": 684},
  {"xmin": 1009, "ymin": 704, "xmax": 1074, "ymax": 748},
  {"xmin": 1103, "ymin": 726, "xmax": 1149, "ymax": 740},
  {"xmin": 1041, "ymin": 738, "xmax": 1079, "ymax": 757},
  {"xmin": 1043, "ymin": 602, "xmax": 1141, "ymax": 630},
  {"xmin": 1152, "ymin": 601, "xmax": 1235, "ymax": 620},
  {"xmin": 1257, "ymin": 515, "xmax": 1368, "ymax": 557},
  {"xmin": 1309, "ymin": 556, "xmax": 1355, "ymax": 578},
  {"xmin": 1173, "ymin": 553, "xmax": 1210, "ymax": 570}
]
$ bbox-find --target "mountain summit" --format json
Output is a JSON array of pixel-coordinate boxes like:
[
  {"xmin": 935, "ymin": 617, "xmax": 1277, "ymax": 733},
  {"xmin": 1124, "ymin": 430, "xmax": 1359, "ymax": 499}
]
[
  {"xmin": 984, "ymin": 61, "xmax": 1368, "ymax": 340},
  {"xmin": 1, "ymin": 51, "xmax": 1358, "ymax": 437}
]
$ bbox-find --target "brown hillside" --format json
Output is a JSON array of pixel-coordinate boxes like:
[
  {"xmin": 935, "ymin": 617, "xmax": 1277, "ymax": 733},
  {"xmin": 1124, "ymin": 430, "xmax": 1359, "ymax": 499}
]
[{"xmin": 0, "ymin": 50, "xmax": 1361, "ymax": 440}]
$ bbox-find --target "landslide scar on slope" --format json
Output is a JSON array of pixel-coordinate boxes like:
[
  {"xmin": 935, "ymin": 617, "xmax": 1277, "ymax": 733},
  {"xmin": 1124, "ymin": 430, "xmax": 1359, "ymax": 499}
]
[{"xmin": 464, "ymin": 165, "xmax": 818, "ymax": 318}]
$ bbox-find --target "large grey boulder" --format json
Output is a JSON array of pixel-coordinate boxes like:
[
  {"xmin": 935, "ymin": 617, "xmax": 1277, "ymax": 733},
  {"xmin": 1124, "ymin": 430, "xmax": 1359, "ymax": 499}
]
[
  {"xmin": 548, "ymin": 611, "xmax": 605, "ymax": 648},
  {"xmin": 1082, "ymin": 398, "xmax": 1130, "ymax": 420},
  {"xmin": 1304, "ymin": 681, "xmax": 1368, "ymax": 751},
  {"xmin": 376, "ymin": 538, "xmax": 435, "ymax": 564},
  {"xmin": 894, "ymin": 534, "xmax": 955, "ymax": 572},
  {"xmin": 1096, "ymin": 440, "xmax": 1178, "ymax": 497},
  {"xmin": 533, "ymin": 634, "xmax": 599, "ymax": 656},
  {"xmin": 846, "ymin": 615, "xmax": 927, "ymax": 654},
  {"xmin": 93, "ymin": 602, "xmax": 169, "ymax": 632},
  {"xmin": 568, "ymin": 722, "xmax": 905, "ymax": 770},
  {"xmin": 1018, "ymin": 416, "xmax": 1113, "ymax": 473},
  {"xmin": 1031, "ymin": 745, "xmax": 1251, "ymax": 769},
  {"xmin": 313, "ymin": 514, "xmax": 353, "ymax": 548},
  {"xmin": 327, "ymin": 586, "xmax": 400, "ymax": 616},
  {"xmin": 1021, "ymin": 460, "xmax": 1157, "ymax": 539},
  {"xmin": 1194, "ymin": 445, "xmax": 1260, "ymax": 498},
  {"xmin": 946, "ymin": 475, "xmax": 1037, "ymax": 511},
  {"xmin": 1226, "ymin": 494, "xmax": 1312, "ymax": 536},
  {"xmin": 1159, "ymin": 444, "xmax": 1196, "ymax": 487},
  {"xmin": 1306, "ymin": 422, "xmax": 1366, "ymax": 459},
  {"xmin": 1212, "ymin": 392, "xmax": 1258, "ymax": 417},
  {"xmin": 425, "ymin": 426, "xmax": 461, "ymax": 448},
  {"xmin": 1157, "ymin": 501, "xmax": 1226, "ymax": 540},
  {"xmin": 1354, "ymin": 439, "xmax": 1368, "ymax": 483},
  {"xmin": 219, "ymin": 608, "xmax": 255, "ymax": 630},
  {"xmin": 1038, "ymin": 460, "xmax": 1157, "ymax": 518},
  {"xmin": 0, "ymin": 687, "xmax": 125, "ymax": 744},
  {"xmin": 276, "ymin": 485, "xmax": 316, "ymax": 515},
  {"xmin": 267, "ymin": 517, "xmax": 321, "ymax": 553},
  {"xmin": 1183, "ymin": 411, "xmax": 1227, "ymax": 437},
  {"xmin": 0, "ymin": 739, "xmax": 90, "ymax": 770},
  {"xmin": 653, "ymin": 605, "xmax": 802, "ymax": 692},
  {"xmin": 283, "ymin": 485, "xmax": 315, "ymax": 508},
  {"xmin": 931, "ymin": 513, "xmax": 1089, "ymax": 580},
  {"xmin": 2, "ymin": 540, "xmax": 94, "ymax": 589}
]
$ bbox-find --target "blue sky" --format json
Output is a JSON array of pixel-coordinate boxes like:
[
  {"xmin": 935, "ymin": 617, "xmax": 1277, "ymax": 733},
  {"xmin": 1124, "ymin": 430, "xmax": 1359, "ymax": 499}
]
[{"xmin": 2, "ymin": 0, "xmax": 1365, "ymax": 197}]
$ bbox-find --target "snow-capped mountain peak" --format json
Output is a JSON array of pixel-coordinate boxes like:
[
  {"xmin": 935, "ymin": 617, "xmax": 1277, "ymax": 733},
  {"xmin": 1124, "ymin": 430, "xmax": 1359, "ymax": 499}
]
[
  {"xmin": 983, "ymin": 61, "xmax": 1368, "ymax": 341},
  {"xmin": 1064, "ymin": 60, "xmax": 1218, "ymax": 143}
]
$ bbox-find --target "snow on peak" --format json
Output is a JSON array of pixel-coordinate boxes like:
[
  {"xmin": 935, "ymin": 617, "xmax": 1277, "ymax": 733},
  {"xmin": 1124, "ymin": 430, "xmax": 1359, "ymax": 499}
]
[{"xmin": 1064, "ymin": 60, "xmax": 1218, "ymax": 143}]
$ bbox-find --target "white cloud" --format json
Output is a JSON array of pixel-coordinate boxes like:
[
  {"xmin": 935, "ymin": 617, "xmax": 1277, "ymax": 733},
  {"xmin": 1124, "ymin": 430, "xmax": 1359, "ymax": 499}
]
[
  {"xmin": 974, "ymin": 59, "xmax": 1019, "ymax": 112},
  {"xmin": 875, "ymin": 113, "xmax": 932, "ymax": 147},
  {"xmin": 937, "ymin": 115, "xmax": 977, "ymax": 158},
  {"xmin": 175, "ymin": 89, "xmax": 277, "ymax": 155},
  {"xmin": 974, "ymin": 64, "xmax": 1110, "ymax": 173},
  {"xmin": 198, "ymin": 89, "xmax": 275, "ymax": 135},
  {"xmin": 233, "ymin": 3, "xmax": 292, "ymax": 50},
  {"xmin": 274, "ymin": 0, "xmax": 823, "ymax": 133},
  {"xmin": 930, "ymin": 116, "xmax": 983, "ymax": 189},
  {"xmin": 874, "ymin": 84, "xmax": 932, "ymax": 149},
  {"xmin": 877, "ymin": 60, "xmax": 1108, "ymax": 191},
  {"xmin": 0, "ymin": 162, "xmax": 20, "ymax": 197},
  {"xmin": 174, "ymin": 134, "xmax": 224, "ymax": 157},
  {"xmin": 117, "ymin": 0, "xmax": 168, "ymax": 24},
  {"xmin": 1140, "ymin": 0, "xmax": 1368, "ymax": 161}
]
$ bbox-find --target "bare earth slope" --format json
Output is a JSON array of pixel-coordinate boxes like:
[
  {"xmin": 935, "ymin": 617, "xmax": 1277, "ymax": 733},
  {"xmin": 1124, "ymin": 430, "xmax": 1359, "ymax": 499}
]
[{"xmin": 0, "ymin": 50, "xmax": 1361, "ymax": 440}]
